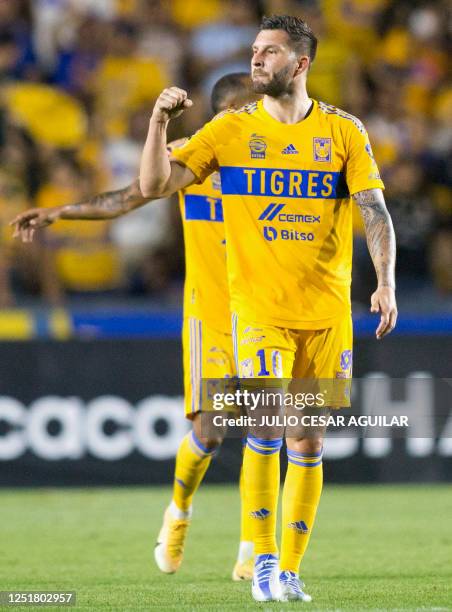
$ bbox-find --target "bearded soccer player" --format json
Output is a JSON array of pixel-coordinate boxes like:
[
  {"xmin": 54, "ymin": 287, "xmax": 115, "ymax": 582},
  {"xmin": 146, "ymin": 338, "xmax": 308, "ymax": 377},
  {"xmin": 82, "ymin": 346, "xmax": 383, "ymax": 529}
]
[
  {"xmin": 10, "ymin": 73, "xmax": 260, "ymax": 582},
  {"xmin": 139, "ymin": 14, "xmax": 397, "ymax": 603}
]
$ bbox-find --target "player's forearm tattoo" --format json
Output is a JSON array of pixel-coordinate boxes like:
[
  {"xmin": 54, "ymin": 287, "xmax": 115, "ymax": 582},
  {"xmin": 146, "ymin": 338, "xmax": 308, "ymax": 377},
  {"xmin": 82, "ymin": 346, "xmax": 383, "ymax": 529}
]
[
  {"xmin": 61, "ymin": 179, "xmax": 147, "ymax": 220},
  {"xmin": 353, "ymin": 188, "xmax": 396, "ymax": 289}
]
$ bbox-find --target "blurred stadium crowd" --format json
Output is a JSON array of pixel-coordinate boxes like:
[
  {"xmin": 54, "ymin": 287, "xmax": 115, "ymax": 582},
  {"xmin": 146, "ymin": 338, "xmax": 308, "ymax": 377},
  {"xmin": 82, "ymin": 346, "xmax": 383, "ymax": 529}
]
[{"xmin": 0, "ymin": 0, "xmax": 450, "ymax": 308}]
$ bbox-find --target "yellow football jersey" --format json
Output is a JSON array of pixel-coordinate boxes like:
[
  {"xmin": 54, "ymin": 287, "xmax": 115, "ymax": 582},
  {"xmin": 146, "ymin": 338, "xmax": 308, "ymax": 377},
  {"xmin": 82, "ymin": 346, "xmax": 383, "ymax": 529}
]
[
  {"xmin": 172, "ymin": 99, "xmax": 384, "ymax": 329},
  {"xmin": 178, "ymin": 172, "xmax": 230, "ymax": 332}
]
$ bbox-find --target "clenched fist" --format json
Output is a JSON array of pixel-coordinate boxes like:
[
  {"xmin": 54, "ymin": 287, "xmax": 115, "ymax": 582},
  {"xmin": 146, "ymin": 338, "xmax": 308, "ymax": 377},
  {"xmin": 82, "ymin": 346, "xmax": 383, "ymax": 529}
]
[{"xmin": 151, "ymin": 87, "xmax": 193, "ymax": 123}]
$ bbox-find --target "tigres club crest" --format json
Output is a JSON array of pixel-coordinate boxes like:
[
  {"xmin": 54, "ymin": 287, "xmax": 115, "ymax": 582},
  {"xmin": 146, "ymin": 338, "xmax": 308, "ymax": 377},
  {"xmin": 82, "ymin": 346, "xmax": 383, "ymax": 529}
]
[
  {"xmin": 249, "ymin": 133, "xmax": 267, "ymax": 159},
  {"xmin": 313, "ymin": 137, "xmax": 332, "ymax": 162}
]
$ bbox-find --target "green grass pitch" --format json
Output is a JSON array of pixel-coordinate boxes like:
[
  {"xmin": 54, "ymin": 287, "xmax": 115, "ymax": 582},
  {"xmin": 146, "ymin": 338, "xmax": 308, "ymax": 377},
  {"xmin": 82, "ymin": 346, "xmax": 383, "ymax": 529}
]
[{"xmin": 1, "ymin": 484, "xmax": 451, "ymax": 611}]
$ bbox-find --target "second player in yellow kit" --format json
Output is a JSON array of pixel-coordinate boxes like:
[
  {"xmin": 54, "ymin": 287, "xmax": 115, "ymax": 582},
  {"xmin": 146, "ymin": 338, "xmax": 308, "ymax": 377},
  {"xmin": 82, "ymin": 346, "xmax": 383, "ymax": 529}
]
[{"xmin": 179, "ymin": 172, "xmax": 235, "ymax": 417}]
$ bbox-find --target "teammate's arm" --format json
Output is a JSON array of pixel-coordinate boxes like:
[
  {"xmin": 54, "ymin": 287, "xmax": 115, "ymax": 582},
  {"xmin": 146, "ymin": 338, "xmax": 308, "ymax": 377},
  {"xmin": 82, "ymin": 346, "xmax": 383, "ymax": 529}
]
[
  {"xmin": 10, "ymin": 179, "xmax": 148, "ymax": 243},
  {"xmin": 140, "ymin": 87, "xmax": 196, "ymax": 198},
  {"xmin": 353, "ymin": 188, "xmax": 398, "ymax": 339}
]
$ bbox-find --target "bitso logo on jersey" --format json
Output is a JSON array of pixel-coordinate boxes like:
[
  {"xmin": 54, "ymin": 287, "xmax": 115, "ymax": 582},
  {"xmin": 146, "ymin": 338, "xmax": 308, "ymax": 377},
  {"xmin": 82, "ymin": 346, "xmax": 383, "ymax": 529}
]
[
  {"xmin": 313, "ymin": 137, "xmax": 332, "ymax": 162},
  {"xmin": 263, "ymin": 227, "xmax": 315, "ymax": 242},
  {"xmin": 263, "ymin": 226, "xmax": 277, "ymax": 241},
  {"xmin": 249, "ymin": 133, "xmax": 267, "ymax": 159}
]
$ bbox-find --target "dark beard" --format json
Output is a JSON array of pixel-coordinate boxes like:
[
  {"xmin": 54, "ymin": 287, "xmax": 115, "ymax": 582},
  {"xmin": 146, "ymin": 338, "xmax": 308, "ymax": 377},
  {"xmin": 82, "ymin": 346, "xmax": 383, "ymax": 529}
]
[{"xmin": 252, "ymin": 65, "xmax": 293, "ymax": 97}]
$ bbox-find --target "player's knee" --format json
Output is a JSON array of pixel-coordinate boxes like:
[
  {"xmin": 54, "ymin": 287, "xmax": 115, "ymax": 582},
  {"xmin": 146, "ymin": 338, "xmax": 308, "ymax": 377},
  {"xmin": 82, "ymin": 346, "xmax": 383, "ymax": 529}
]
[
  {"xmin": 195, "ymin": 433, "xmax": 223, "ymax": 450},
  {"xmin": 192, "ymin": 415, "xmax": 224, "ymax": 450},
  {"xmin": 286, "ymin": 436, "xmax": 323, "ymax": 455}
]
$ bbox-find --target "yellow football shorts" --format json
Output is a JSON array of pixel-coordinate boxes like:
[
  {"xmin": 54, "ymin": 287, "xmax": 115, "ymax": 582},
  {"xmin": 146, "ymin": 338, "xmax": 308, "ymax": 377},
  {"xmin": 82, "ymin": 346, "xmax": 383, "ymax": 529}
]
[
  {"xmin": 231, "ymin": 313, "xmax": 353, "ymax": 408},
  {"xmin": 182, "ymin": 317, "xmax": 236, "ymax": 418}
]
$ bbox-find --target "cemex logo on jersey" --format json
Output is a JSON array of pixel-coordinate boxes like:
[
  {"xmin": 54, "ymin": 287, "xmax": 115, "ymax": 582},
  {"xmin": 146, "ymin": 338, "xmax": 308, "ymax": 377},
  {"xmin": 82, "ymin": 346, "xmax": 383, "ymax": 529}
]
[{"xmin": 258, "ymin": 203, "xmax": 321, "ymax": 224}]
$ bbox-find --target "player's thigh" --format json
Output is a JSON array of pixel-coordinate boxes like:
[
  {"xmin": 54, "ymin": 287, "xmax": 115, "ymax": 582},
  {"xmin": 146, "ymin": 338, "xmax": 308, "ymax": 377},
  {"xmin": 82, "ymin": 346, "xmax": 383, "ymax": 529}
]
[
  {"xmin": 291, "ymin": 314, "xmax": 353, "ymax": 410},
  {"xmin": 182, "ymin": 317, "xmax": 234, "ymax": 419}
]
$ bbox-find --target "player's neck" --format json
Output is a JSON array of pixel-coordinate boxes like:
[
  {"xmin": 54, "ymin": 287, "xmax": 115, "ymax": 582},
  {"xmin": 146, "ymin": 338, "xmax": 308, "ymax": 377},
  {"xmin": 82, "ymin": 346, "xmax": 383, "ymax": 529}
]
[{"xmin": 263, "ymin": 88, "xmax": 312, "ymax": 125}]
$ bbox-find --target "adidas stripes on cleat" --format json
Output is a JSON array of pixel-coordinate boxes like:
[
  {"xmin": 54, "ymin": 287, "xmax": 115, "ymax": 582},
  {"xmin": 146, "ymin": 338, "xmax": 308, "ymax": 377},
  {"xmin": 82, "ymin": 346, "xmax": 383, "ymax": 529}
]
[
  {"xmin": 251, "ymin": 554, "xmax": 282, "ymax": 601},
  {"xmin": 279, "ymin": 570, "xmax": 312, "ymax": 602}
]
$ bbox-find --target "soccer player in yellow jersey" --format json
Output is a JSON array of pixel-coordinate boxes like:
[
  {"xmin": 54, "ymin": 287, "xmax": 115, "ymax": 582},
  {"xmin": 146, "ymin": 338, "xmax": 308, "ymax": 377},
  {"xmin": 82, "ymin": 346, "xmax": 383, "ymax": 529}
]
[
  {"xmin": 10, "ymin": 73, "xmax": 260, "ymax": 582},
  {"xmin": 139, "ymin": 14, "xmax": 398, "ymax": 603}
]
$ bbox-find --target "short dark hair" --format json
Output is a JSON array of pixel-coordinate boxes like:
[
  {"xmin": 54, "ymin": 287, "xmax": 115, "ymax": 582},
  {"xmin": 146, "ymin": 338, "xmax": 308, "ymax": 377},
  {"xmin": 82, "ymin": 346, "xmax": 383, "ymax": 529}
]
[
  {"xmin": 210, "ymin": 72, "xmax": 251, "ymax": 114},
  {"xmin": 260, "ymin": 14, "xmax": 317, "ymax": 62}
]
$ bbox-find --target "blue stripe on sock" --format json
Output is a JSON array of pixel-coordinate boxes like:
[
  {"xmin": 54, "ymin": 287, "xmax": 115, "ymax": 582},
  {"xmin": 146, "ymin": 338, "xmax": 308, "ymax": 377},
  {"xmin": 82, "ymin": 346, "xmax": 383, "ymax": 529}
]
[
  {"xmin": 190, "ymin": 431, "xmax": 215, "ymax": 456},
  {"xmin": 247, "ymin": 440, "xmax": 281, "ymax": 455},
  {"xmin": 248, "ymin": 434, "xmax": 283, "ymax": 449},
  {"xmin": 288, "ymin": 457, "xmax": 323, "ymax": 468}
]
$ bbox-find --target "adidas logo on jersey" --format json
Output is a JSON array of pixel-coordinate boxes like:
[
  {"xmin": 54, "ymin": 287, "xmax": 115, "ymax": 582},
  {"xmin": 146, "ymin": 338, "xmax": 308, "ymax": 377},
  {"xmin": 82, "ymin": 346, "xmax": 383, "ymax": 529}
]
[{"xmin": 282, "ymin": 144, "xmax": 299, "ymax": 154}]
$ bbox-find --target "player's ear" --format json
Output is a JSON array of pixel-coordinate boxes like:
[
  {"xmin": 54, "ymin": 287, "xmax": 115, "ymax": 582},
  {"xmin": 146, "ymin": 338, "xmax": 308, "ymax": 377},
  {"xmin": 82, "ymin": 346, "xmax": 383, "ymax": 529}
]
[{"xmin": 294, "ymin": 55, "xmax": 310, "ymax": 77}]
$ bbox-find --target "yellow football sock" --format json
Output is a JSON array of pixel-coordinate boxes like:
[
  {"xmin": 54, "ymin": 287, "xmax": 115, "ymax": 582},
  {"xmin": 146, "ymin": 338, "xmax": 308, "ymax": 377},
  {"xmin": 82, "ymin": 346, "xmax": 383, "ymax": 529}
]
[
  {"xmin": 172, "ymin": 431, "xmax": 216, "ymax": 512},
  {"xmin": 280, "ymin": 448, "xmax": 323, "ymax": 573},
  {"xmin": 239, "ymin": 441, "xmax": 253, "ymax": 544},
  {"xmin": 244, "ymin": 435, "xmax": 282, "ymax": 555}
]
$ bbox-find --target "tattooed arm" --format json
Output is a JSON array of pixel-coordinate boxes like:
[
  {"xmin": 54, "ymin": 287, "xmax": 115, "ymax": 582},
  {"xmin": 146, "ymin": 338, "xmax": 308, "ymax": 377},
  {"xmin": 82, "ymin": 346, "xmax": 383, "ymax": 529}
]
[
  {"xmin": 10, "ymin": 179, "xmax": 148, "ymax": 243},
  {"xmin": 353, "ymin": 188, "xmax": 398, "ymax": 339}
]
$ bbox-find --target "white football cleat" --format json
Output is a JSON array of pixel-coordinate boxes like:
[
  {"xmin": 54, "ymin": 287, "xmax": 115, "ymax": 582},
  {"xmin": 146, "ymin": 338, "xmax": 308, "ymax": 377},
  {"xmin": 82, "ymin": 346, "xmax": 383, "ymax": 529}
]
[
  {"xmin": 279, "ymin": 570, "xmax": 312, "ymax": 602},
  {"xmin": 251, "ymin": 554, "xmax": 282, "ymax": 601}
]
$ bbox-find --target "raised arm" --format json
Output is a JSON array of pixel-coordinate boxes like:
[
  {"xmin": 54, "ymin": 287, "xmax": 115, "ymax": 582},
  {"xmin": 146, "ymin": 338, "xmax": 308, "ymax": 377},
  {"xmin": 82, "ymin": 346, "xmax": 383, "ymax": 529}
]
[
  {"xmin": 10, "ymin": 179, "xmax": 148, "ymax": 243},
  {"xmin": 353, "ymin": 187, "xmax": 398, "ymax": 339},
  {"xmin": 140, "ymin": 87, "xmax": 196, "ymax": 198}
]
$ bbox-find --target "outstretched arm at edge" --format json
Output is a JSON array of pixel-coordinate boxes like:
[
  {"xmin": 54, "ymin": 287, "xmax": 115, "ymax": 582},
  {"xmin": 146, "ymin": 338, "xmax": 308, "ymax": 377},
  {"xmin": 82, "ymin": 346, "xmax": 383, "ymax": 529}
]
[
  {"xmin": 11, "ymin": 133, "xmax": 194, "ymax": 243},
  {"xmin": 10, "ymin": 179, "xmax": 149, "ymax": 243}
]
